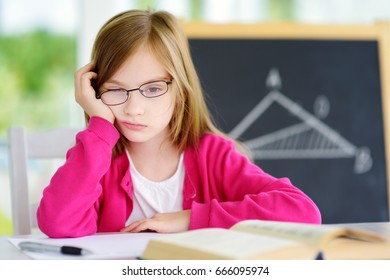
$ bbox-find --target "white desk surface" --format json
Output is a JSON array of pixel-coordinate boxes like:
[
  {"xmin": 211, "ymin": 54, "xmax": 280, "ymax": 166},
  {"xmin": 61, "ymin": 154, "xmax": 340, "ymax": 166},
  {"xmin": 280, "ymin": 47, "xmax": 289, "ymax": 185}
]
[
  {"xmin": 1, "ymin": 222, "xmax": 390, "ymax": 260},
  {"xmin": 0, "ymin": 235, "xmax": 29, "ymax": 259}
]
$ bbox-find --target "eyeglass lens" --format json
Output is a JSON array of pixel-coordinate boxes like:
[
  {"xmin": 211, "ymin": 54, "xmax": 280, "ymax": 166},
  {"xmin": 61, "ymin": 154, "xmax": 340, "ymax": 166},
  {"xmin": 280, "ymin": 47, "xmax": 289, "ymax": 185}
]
[{"xmin": 99, "ymin": 81, "xmax": 170, "ymax": 106}]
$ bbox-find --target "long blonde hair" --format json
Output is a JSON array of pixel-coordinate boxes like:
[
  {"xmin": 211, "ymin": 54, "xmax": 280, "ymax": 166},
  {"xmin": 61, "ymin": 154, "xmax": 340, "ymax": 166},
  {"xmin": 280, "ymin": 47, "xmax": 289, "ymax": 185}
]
[{"xmin": 88, "ymin": 10, "xmax": 244, "ymax": 158}]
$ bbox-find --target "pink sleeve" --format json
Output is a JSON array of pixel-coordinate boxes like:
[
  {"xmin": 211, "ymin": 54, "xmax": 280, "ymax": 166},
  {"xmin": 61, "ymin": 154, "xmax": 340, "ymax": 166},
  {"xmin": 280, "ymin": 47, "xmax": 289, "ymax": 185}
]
[
  {"xmin": 36, "ymin": 117, "xmax": 120, "ymax": 237},
  {"xmin": 188, "ymin": 136, "xmax": 321, "ymax": 230}
]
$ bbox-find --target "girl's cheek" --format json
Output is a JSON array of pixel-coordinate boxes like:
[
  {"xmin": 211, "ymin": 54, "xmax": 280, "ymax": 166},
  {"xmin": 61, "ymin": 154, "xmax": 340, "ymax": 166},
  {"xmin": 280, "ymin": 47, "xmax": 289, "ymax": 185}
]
[{"xmin": 149, "ymin": 96, "xmax": 175, "ymax": 118}]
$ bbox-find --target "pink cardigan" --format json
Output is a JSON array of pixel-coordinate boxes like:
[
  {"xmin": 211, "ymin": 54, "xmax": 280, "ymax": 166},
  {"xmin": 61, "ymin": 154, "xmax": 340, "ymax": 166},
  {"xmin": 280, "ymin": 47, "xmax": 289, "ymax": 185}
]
[{"xmin": 37, "ymin": 117, "xmax": 321, "ymax": 237}]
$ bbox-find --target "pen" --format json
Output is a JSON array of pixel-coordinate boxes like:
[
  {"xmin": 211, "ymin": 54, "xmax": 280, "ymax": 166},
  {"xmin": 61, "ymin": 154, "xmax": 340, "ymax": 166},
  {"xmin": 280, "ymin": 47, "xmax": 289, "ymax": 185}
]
[{"xmin": 19, "ymin": 241, "xmax": 93, "ymax": 256}]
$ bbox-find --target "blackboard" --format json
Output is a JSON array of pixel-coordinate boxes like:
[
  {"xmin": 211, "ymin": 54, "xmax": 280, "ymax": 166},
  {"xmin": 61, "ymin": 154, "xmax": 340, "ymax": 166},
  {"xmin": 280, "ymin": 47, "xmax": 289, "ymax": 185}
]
[{"xmin": 185, "ymin": 22, "xmax": 390, "ymax": 224}]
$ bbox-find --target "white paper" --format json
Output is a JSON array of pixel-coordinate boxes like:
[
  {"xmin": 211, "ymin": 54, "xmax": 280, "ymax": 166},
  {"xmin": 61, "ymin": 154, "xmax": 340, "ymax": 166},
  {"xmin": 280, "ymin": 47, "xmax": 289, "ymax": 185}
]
[{"xmin": 8, "ymin": 232, "xmax": 166, "ymax": 259}]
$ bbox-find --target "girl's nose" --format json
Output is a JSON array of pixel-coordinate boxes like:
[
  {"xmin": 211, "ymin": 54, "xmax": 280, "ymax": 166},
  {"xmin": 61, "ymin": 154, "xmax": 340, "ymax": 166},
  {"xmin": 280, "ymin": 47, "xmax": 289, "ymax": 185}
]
[{"xmin": 123, "ymin": 92, "xmax": 145, "ymax": 116}]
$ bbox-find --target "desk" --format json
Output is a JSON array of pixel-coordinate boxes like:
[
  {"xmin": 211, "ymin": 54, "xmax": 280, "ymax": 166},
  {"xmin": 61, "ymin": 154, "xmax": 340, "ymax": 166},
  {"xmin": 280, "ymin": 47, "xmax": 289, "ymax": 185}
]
[
  {"xmin": 1, "ymin": 222, "xmax": 390, "ymax": 260},
  {"xmin": 0, "ymin": 236, "xmax": 29, "ymax": 259}
]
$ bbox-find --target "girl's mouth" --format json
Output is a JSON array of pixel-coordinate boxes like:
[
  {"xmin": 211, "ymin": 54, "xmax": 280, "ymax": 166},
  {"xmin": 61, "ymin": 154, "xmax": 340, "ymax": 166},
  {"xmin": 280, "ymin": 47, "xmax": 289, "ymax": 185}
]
[{"xmin": 122, "ymin": 121, "xmax": 147, "ymax": 131}]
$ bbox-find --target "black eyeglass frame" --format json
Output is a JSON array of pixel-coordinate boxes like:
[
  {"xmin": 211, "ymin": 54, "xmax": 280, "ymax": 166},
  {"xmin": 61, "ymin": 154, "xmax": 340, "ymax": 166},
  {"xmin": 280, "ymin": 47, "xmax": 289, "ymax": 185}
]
[{"xmin": 96, "ymin": 80, "xmax": 173, "ymax": 106}]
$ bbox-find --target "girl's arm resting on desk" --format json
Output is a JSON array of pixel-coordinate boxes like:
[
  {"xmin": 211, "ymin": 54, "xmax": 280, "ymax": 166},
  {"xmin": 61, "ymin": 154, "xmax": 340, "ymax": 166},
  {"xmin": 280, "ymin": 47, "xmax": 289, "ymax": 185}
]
[
  {"xmin": 189, "ymin": 184, "xmax": 321, "ymax": 230},
  {"xmin": 37, "ymin": 117, "xmax": 120, "ymax": 238},
  {"xmin": 186, "ymin": 135, "xmax": 322, "ymax": 230}
]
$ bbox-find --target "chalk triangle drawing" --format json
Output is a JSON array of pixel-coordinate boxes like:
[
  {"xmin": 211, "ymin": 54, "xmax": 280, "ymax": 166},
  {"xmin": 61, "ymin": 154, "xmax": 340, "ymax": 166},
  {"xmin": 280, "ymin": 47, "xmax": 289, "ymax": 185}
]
[{"xmin": 228, "ymin": 68, "xmax": 372, "ymax": 174}]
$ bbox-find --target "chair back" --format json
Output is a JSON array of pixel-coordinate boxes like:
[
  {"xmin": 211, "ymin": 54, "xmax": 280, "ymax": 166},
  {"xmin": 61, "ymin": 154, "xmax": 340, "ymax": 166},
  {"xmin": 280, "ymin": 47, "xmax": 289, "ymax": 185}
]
[{"xmin": 7, "ymin": 126, "xmax": 79, "ymax": 235}]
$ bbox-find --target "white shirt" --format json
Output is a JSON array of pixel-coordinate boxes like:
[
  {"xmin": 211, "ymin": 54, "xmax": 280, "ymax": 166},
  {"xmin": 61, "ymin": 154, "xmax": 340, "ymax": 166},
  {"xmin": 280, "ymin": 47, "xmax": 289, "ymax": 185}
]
[{"xmin": 126, "ymin": 150, "xmax": 185, "ymax": 225}]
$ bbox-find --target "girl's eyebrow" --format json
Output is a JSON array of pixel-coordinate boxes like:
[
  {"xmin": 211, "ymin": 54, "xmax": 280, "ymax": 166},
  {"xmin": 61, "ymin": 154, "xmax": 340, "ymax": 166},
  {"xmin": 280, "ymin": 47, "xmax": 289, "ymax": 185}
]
[
  {"xmin": 104, "ymin": 76, "xmax": 171, "ymax": 88},
  {"xmin": 103, "ymin": 79, "xmax": 127, "ymax": 88}
]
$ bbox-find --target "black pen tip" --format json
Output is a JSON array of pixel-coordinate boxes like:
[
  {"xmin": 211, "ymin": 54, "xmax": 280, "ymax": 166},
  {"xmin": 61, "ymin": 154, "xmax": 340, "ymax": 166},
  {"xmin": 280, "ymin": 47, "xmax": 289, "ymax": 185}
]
[
  {"xmin": 315, "ymin": 251, "xmax": 325, "ymax": 260},
  {"xmin": 61, "ymin": 246, "xmax": 82, "ymax": 255}
]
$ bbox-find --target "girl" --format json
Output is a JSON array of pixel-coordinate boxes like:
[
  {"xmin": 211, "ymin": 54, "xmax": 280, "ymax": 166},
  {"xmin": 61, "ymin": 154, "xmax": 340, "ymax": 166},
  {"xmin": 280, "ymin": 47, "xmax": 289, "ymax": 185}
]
[{"xmin": 37, "ymin": 10, "xmax": 321, "ymax": 238}]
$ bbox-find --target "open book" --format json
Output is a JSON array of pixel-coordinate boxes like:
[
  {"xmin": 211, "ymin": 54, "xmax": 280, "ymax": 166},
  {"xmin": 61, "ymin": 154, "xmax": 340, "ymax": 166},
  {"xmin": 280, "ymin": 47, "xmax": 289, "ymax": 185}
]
[{"xmin": 141, "ymin": 220, "xmax": 390, "ymax": 260}]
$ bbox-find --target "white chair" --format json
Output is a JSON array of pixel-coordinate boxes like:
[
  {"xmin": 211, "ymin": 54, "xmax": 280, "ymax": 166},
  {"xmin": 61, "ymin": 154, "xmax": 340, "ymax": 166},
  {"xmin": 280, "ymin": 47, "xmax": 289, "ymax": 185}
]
[{"xmin": 7, "ymin": 126, "xmax": 80, "ymax": 235}]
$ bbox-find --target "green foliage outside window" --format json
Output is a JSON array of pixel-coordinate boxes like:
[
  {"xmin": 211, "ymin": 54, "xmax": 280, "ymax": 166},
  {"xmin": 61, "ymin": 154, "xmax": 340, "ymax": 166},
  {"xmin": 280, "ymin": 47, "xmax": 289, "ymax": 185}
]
[{"xmin": 0, "ymin": 30, "xmax": 76, "ymax": 135}]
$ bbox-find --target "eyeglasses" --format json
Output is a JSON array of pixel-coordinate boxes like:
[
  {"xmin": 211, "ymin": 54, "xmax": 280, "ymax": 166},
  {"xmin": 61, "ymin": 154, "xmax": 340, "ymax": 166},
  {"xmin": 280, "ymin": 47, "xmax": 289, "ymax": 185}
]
[{"xmin": 96, "ymin": 80, "xmax": 172, "ymax": 106}]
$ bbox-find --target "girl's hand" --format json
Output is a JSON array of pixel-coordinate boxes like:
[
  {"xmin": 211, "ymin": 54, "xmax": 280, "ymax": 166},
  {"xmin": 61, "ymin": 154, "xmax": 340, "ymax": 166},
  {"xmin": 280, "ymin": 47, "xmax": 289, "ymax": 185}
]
[
  {"xmin": 120, "ymin": 210, "xmax": 191, "ymax": 233},
  {"xmin": 74, "ymin": 63, "xmax": 115, "ymax": 123}
]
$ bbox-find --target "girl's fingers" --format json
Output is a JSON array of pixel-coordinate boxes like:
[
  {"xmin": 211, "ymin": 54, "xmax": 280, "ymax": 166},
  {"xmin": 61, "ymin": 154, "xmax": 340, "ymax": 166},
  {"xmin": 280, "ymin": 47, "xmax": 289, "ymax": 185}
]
[
  {"xmin": 121, "ymin": 220, "xmax": 150, "ymax": 233},
  {"xmin": 120, "ymin": 211, "xmax": 191, "ymax": 233},
  {"xmin": 73, "ymin": 63, "xmax": 114, "ymax": 123}
]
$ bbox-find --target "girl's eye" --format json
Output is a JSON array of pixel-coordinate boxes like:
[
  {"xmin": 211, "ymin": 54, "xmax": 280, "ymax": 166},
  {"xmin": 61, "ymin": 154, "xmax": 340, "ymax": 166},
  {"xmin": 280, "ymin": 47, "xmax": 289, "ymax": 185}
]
[
  {"xmin": 140, "ymin": 81, "xmax": 168, "ymax": 97},
  {"xmin": 146, "ymin": 87, "xmax": 162, "ymax": 93}
]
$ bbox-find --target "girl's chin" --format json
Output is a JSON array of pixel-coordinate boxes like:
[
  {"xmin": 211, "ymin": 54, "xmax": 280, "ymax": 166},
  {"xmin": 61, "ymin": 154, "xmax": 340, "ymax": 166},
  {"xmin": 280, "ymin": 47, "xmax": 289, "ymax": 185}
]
[{"xmin": 120, "ymin": 132, "xmax": 145, "ymax": 143}]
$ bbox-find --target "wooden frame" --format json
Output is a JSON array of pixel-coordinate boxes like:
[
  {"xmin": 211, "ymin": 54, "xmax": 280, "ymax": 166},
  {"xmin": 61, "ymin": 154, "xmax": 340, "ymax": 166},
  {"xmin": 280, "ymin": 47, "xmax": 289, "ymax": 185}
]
[{"xmin": 183, "ymin": 21, "xmax": 390, "ymax": 221}]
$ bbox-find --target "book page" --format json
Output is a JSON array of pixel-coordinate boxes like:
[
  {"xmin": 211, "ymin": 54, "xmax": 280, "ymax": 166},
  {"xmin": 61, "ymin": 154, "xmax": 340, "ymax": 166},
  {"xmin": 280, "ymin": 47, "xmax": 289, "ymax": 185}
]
[
  {"xmin": 142, "ymin": 228, "xmax": 316, "ymax": 260},
  {"xmin": 231, "ymin": 220, "xmax": 351, "ymax": 247},
  {"xmin": 231, "ymin": 220, "xmax": 386, "ymax": 248}
]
